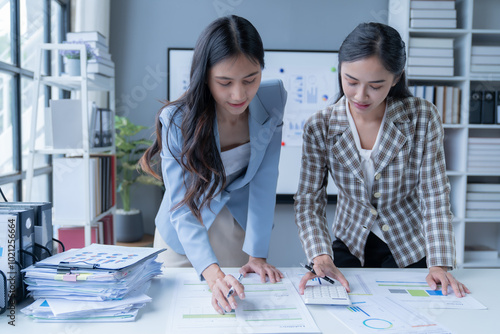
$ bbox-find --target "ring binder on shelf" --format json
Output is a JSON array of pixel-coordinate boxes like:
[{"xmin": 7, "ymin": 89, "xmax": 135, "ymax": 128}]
[
  {"xmin": 0, "ymin": 208, "xmax": 35, "ymax": 268},
  {"xmin": 1, "ymin": 213, "xmax": 20, "ymax": 308},
  {"xmin": 0, "ymin": 269, "xmax": 6, "ymax": 315},
  {"xmin": 482, "ymin": 91, "xmax": 495, "ymax": 124},
  {"xmin": 469, "ymin": 91, "xmax": 482, "ymax": 124},
  {"xmin": 0, "ymin": 202, "xmax": 53, "ymax": 261}
]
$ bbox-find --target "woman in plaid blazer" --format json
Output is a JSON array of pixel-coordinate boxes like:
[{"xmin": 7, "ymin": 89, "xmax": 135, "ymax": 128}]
[{"xmin": 295, "ymin": 22, "xmax": 470, "ymax": 298}]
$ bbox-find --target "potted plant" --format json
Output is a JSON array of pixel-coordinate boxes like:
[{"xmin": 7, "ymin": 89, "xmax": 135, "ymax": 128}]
[
  {"xmin": 59, "ymin": 41, "xmax": 95, "ymax": 76},
  {"xmin": 115, "ymin": 115, "xmax": 163, "ymax": 242}
]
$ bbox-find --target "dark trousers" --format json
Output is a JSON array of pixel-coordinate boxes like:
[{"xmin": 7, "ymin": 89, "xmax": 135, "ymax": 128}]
[{"xmin": 332, "ymin": 232, "xmax": 427, "ymax": 268}]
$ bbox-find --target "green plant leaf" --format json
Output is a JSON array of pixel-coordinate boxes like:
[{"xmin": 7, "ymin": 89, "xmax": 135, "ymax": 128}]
[
  {"xmin": 115, "ymin": 115, "xmax": 162, "ymax": 210},
  {"xmin": 136, "ymin": 174, "xmax": 164, "ymax": 187}
]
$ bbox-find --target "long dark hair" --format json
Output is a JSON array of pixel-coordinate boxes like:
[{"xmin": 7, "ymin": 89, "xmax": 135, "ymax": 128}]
[
  {"xmin": 336, "ymin": 22, "xmax": 412, "ymax": 102},
  {"xmin": 140, "ymin": 15, "xmax": 264, "ymax": 223}
]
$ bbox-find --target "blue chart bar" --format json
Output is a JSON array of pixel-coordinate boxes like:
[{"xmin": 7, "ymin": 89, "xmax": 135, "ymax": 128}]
[
  {"xmin": 292, "ymin": 76, "xmax": 304, "ymax": 104},
  {"xmin": 348, "ymin": 306, "xmax": 370, "ymax": 317},
  {"xmin": 307, "ymin": 86, "xmax": 318, "ymax": 104}
]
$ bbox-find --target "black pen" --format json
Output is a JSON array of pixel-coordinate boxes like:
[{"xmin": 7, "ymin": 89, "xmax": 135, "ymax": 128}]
[{"xmin": 302, "ymin": 263, "xmax": 336, "ymax": 285}]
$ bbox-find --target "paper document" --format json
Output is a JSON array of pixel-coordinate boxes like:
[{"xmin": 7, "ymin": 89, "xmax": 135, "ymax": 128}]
[
  {"xmin": 289, "ymin": 268, "xmax": 486, "ymax": 310},
  {"xmin": 34, "ymin": 243, "xmax": 166, "ymax": 271},
  {"xmin": 166, "ymin": 271, "xmax": 320, "ymax": 333},
  {"xmin": 355, "ymin": 270, "xmax": 487, "ymax": 310},
  {"xmin": 329, "ymin": 296, "xmax": 453, "ymax": 333}
]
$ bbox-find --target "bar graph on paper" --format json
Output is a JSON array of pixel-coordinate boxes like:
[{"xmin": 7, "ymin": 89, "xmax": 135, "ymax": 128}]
[{"xmin": 166, "ymin": 272, "xmax": 320, "ymax": 333}]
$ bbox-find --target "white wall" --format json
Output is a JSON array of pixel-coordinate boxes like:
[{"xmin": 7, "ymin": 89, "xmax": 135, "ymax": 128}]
[{"xmin": 109, "ymin": 0, "xmax": 389, "ymax": 265}]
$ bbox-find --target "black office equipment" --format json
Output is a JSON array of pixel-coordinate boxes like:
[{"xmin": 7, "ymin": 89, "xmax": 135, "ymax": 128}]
[
  {"xmin": 0, "ymin": 208, "xmax": 35, "ymax": 268},
  {"xmin": 482, "ymin": 91, "xmax": 495, "ymax": 124},
  {"xmin": 496, "ymin": 91, "xmax": 500, "ymax": 124},
  {"xmin": 0, "ymin": 269, "xmax": 6, "ymax": 315},
  {"xmin": 469, "ymin": 91, "xmax": 482, "ymax": 124},
  {"xmin": 0, "ymin": 202, "xmax": 53, "ymax": 261},
  {"xmin": 0, "ymin": 213, "xmax": 23, "ymax": 305}
]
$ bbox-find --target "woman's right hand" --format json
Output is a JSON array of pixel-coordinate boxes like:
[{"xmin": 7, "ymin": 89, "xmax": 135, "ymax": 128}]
[
  {"xmin": 202, "ymin": 263, "xmax": 245, "ymax": 315},
  {"xmin": 298, "ymin": 254, "xmax": 350, "ymax": 294}
]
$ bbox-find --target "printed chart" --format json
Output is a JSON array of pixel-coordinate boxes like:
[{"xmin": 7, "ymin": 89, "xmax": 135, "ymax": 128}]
[
  {"xmin": 286, "ymin": 268, "xmax": 486, "ymax": 333},
  {"xmin": 166, "ymin": 272, "xmax": 320, "ymax": 333},
  {"xmin": 366, "ymin": 271, "xmax": 486, "ymax": 310},
  {"xmin": 34, "ymin": 244, "xmax": 165, "ymax": 270},
  {"xmin": 331, "ymin": 296, "xmax": 453, "ymax": 334}
]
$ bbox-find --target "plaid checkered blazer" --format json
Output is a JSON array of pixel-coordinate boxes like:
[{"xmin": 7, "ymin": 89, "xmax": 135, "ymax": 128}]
[{"xmin": 294, "ymin": 96, "xmax": 456, "ymax": 269}]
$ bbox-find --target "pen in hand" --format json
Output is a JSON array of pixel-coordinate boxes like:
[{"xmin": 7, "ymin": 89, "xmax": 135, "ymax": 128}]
[
  {"xmin": 226, "ymin": 273, "xmax": 244, "ymax": 299},
  {"xmin": 302, "ymin": 262, "xmax": 336, "ymax": 285}
]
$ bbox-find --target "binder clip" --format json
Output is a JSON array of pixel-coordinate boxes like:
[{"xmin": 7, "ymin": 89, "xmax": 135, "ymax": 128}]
[{"xmin": 56, "ymin": 261, "xmax": 100, "ymax": 274}]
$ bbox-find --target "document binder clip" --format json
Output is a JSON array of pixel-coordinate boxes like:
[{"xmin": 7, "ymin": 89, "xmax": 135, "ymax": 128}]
[{"xmin": 56, "ymin": 261, "xmax": 101, "ymax": 274}]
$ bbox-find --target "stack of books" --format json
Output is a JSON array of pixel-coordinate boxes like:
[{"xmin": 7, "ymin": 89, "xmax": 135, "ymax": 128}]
[
  {"xmin": 20, "ymin": 244, "xmax": 165, "ymax": 322},
  {"xmin": 467, "ymin": 137, "xmax": 500, "ymax": 174},
  {"xmin": 66, "ymin": 31, "xmax": 115, "ymax": 79},
  {"xmin": 410, "ymin": 0, "xmax": 457, "ymax": 28},
  {"xmin": 409, "ymin": 85, "xmax": 460, "ymax": 124},
  {"xmin": 471, "ymin": 46, "xmax": 500, "ymax": 74},
  {"xmin": 407, "ymin": 37, "xmax": 454, "ymax": 77},
  {"xmin": 466, "ymin": 183, "xmax": 500, "ymax": 219}
]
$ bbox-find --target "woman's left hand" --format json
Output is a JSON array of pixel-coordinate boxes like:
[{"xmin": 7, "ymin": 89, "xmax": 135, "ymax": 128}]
[
  {"xmin": 240, "ymin": 256, "xmax": 284, "ymax": 283},
  {"xmin": 426, "ymin": 266, "xmax": 471, "ymax": 298}
]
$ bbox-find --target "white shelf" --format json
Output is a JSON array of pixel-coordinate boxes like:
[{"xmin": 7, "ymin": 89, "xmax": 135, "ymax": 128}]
[
  {"xmin": 389, "ymin": 0, "xmax": 500, "ymax": 269},
  {"xmin": 40, "ymin": 75, "xmax": 113, "ymax": 91},
  {"xmin": 466, "ymin": 172, "xmax": 500, "ymax": 177},
  {"xmin": 33, "ymin": 146, "xmax": 115, "ymax": 155},
  {"xmin": 26, "ymin": 43, "xmax": 116, "ymax": 247},
  {"xmin": 446, "ymin": 170, "xmax": 465, "ymax": 176},
  {"xmin": 471, "ymin": 29, "xmax": 500, "ymax": 34},
  {"xmin": 443, "ymin": 124, "xmax": 466, "ymax": 129},
  {"xmin": 465, "ymin": 219, "xmax": 500, "ymax": 223},
  {"xmin": 408, "ymin": 28, "xmax": 469, "ymax": 35},
  {"xmin": 407, "ymin": 76, "xmax": 467, "ymax": 81},
  {"xmin": 470, "ymin": 74, "xmax": 500, "ymax": 81},
  {"xmin": 467, "ymin": 124, "xmax": 500, "ymax": 129}
]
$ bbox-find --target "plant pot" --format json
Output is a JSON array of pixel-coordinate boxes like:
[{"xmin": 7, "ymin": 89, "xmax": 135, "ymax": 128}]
[
  {"xmin": 115, "ymin": 209, "xmax": 144, "ymax": 243},
  {"xmin": 65, "ymin": 58, "xmax": 81, "ymax": 76}
]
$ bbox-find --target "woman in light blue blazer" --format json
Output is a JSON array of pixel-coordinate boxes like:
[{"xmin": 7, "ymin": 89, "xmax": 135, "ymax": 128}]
[{"xmin": 140, "ymin": 15, "xmax": 287, "ymax": 314}]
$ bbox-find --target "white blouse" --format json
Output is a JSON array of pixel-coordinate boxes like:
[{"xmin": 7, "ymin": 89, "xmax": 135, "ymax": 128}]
[
  {"xmin": 220, "ymin": 142, "xmax": 251, "ymax": 185},
  {"xmin": 346, "ymin": 100, "xmax": 387, "ymax": 242}
]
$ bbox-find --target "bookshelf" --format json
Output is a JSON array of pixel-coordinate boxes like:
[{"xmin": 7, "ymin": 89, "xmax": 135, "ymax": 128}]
[
  {"xmin": 25, "ymin": 43, "xmax": 116, "ymax": 247},
  {"xmin": 389, "ymin": 0, "xmax": 500, "ymax": 268}
]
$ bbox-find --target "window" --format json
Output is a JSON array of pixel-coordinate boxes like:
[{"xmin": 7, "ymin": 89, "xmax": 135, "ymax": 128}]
[
  {"xmin": 0, "ymin": 0, "xmax": 69, "ymax": 202},
  {"xmin": 0, "ymin": 0, "xmax": 12, "ymax": 64},
  {"xmin": 0, "ymin": 72, "xmax": 14, "ymax": 175}
]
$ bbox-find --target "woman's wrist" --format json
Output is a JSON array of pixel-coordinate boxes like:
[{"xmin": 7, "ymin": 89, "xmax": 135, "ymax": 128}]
[
  {"xmin": 313, "ymin": 254, "xmax": 333, "ymax": 265},
  {"xmin": 202, "ymin": 263, "xmax": 225, "ymax": 288},
  {"xmin": 248, "ymin": 256, "xmax": 266, "ymax": 263}
]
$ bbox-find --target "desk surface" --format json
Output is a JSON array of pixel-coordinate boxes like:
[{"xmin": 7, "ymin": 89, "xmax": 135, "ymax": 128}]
[{"xmin": 1, "ymin": 268, "xmax": 498, "ymax": 333}]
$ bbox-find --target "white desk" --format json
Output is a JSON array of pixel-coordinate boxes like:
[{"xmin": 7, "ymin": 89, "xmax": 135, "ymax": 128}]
[{"xmin": 1, "ymin": 268, "xmax": 498, "ymax": 333}]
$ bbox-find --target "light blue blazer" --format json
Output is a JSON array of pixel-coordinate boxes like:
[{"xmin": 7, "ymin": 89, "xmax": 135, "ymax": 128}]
[{"xmin": 155, "ymin": 79, "xmax": 287, "ymax": 276}]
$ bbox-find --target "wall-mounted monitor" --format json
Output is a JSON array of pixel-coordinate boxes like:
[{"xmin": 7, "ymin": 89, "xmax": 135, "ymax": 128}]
[{"xmin": 167, "ymin": 48, "xmax": 340, "ymax": 197}]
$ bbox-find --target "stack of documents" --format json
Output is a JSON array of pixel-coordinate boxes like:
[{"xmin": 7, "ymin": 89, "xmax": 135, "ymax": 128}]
[{"xmin": 20, "ymin": 244, "xmax": 165, "ymax": 322}]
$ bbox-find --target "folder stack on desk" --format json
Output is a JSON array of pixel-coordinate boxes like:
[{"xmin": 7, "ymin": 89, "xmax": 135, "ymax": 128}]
[{"xmin": 19, "ymin": 244, "xmax": 165, "ymax": 322}]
